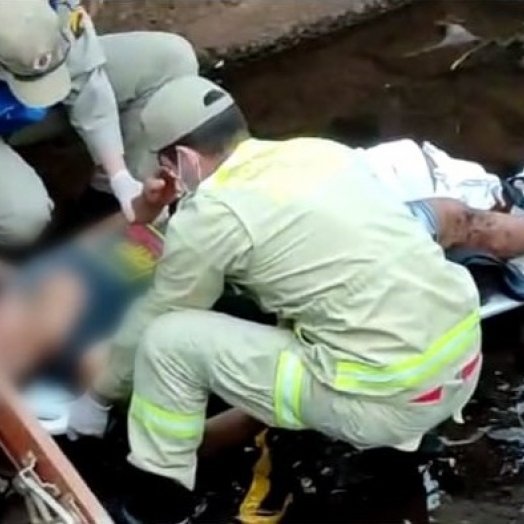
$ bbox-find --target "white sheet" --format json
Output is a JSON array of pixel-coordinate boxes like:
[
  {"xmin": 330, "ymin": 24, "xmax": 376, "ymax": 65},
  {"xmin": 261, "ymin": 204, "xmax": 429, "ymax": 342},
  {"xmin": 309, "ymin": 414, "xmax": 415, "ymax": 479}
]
[{"xmin": 363, "ymin": 139, "xmax": 504, "ymax": 210}]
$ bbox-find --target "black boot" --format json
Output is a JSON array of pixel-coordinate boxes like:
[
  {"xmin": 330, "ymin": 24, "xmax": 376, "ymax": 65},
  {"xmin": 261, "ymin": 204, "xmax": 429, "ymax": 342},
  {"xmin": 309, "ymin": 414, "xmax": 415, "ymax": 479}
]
[{"xmin": 109, "ymin": 465, "xmax": 194, "ymax": 524}]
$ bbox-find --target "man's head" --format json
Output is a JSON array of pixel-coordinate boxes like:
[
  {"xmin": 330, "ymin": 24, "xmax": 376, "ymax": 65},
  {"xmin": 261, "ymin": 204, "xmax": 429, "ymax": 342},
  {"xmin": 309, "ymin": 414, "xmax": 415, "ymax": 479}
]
[
  {"xmin": 0, "ymin": 0, "xmax": 71, "ymax": 108},
  {"xmin": 141, "ymin": 76, "xmax": 249, "ymax": 191}
]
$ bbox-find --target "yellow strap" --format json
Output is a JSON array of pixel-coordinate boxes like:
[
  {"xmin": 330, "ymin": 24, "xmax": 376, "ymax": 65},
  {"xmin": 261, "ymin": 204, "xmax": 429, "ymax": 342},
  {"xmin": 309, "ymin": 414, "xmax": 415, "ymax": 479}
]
[
  {"xmin": 238, "ymin": 431, "xmax": 292, "ymax": 524},
  {"xmin": 335, "ymin": 311, "xmax": 480, "ymax": 391},
  {"xmin": 129, "ymin": 393, "xmax": 205, "ymax": 440},
  {"xmin": 68, "ymin": 6, "xmax": 86, "ymax": 38}
]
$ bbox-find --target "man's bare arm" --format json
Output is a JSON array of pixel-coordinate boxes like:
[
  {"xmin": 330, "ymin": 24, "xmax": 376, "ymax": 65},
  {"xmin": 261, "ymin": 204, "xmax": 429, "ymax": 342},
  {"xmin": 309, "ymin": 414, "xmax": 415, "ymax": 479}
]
[{"xmin": 425, "ymin": 197, "xmax": 524, "ymax": 259}]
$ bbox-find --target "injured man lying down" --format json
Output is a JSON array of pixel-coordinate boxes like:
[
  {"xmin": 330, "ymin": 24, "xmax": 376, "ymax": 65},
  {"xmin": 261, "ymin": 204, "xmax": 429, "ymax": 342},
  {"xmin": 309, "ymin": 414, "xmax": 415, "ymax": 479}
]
[
  {"xmin": 0, "ymin": 216, "xmax": 164, "ymax": 433},
  {"xmin": 2, "ymin": 138, "xmax": 524, "ymax": 436}
]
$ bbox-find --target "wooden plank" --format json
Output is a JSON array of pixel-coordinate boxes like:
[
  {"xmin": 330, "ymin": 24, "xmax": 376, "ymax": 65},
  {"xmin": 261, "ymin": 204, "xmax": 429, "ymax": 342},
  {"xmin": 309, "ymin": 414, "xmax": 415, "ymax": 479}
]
[{"xmin": 0, "ymin": 378, "xmax": 112, "ymax": 523}]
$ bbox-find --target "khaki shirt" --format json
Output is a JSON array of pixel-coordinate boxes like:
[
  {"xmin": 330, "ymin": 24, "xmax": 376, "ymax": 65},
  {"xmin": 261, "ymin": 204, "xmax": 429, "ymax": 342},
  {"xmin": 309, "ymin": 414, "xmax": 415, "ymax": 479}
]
[
  {"xmin": 97, "ymin": 138, "xmax": 480, "ymax": 400},
  {"xmin": 0, "ymin": 0, "xmax": 124, "ymax": 163},
  {"xmin": 59, "ymin": 0, "xmax": 124, "ymax": 163}
]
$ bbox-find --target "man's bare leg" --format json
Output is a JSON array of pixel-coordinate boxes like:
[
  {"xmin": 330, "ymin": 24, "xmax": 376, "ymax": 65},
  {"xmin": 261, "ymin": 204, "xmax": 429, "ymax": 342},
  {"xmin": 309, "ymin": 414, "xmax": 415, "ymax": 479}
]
[
  {"xmin": 422, "ymin": 197, "xmax": 524, "ymax": 259},
  {"xmin": 200, "ymin": 409, "xmax": 265, "ymax": 458}
]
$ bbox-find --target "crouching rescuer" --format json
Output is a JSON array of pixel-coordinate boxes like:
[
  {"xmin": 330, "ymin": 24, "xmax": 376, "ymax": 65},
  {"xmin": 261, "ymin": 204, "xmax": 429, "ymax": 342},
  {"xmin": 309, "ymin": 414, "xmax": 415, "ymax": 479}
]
[{"xmin": 68, "ymin": 77, "xmax": 483, "ymax": 523}]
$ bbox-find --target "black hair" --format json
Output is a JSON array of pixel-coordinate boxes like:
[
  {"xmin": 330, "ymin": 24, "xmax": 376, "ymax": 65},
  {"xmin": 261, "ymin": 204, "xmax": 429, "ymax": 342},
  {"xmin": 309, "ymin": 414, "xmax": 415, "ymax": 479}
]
[{"xmin": 174, "ymin": 99, "xmax": 249, "ymax": 157}]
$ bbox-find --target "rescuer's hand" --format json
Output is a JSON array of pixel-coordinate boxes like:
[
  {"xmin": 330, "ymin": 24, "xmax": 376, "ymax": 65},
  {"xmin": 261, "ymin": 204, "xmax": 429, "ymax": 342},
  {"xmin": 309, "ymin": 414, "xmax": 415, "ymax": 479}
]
[
  {"xmin": 130, "ymin": 166, "xmax": 179, "ymax": 224},
  {"xmin": 110, "ymin": 169, "xmax": 145, "ymax": 223}
]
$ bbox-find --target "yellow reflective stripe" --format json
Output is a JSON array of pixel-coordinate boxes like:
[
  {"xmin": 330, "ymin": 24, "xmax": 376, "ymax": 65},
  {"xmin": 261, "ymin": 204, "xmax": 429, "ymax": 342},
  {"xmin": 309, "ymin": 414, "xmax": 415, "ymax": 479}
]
[
  {"xmin": 335, "ymin": 312, "xmax": 480, "ymax": 390},
  {"xmin": 274, "ymin": 352, "xmax": 305, "ymax": 429},
  {"xmin": 129, "ymin": 394, "xmax": 204, "ymax": 440}
]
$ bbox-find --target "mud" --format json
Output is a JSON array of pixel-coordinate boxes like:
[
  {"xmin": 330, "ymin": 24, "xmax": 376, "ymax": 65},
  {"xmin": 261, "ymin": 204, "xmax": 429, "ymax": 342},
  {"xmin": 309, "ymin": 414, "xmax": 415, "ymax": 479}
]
[
  {"xmin": 92, "ymin": 0, "xmax": 524, "ymax": 172},
  {"xmin": 95, "ymin": 0, "xmax": 410, "ymax": 62}
]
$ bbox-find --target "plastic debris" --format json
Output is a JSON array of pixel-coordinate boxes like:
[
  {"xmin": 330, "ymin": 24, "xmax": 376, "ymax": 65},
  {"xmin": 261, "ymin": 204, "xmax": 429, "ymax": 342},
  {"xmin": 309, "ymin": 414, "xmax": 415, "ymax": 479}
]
[
  {"xmin": 421, "ymin": 466, "xmax": 442, "ymax": 512},
  {"xmin": 439, "ymin": 428, "xmax": 490, "ymax": 447},
  {"xmin": 488, "ymin": 428, "xmax": 524, "ymax": 445},
  {"xmin": 405, "ymin": 21, "xmax": 479, "ymax": 58}
]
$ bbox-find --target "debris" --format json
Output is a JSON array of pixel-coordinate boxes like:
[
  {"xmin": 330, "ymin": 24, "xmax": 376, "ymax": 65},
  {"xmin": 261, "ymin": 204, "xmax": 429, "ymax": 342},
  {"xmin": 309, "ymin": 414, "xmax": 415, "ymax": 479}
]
[
  {"xmin": 405, "ymin": 21, "xmax": 480, "ymax": 57},
  {"xmin": 488, "ymin": 428, "xmax": 524, "ymax": 445},
  {"xmin": 421, "ymin": 466, "xmax": 442, "ymax": 512},
  {"xmin": 439, "ymin": 428, "xmax": 490, "ymax": 447}
]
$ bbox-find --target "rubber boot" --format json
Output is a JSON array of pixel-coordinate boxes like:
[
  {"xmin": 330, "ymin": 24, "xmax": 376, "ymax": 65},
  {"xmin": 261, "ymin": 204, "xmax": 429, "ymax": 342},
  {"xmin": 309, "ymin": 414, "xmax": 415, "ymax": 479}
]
[{"xmin": 110, "ymin": 464, "xmax": 194, "ymax": 524}]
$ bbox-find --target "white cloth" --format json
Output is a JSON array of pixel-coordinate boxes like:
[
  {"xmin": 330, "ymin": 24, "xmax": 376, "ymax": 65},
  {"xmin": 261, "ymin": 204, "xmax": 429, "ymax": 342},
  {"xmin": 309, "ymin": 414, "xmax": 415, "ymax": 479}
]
[
  {"xmin": 24, "ymin": 382, "xmax": 75, "ymax": 436},
  {"xmin": 363, "ymin": 139, "xmax": 503, "ymax": 210}
]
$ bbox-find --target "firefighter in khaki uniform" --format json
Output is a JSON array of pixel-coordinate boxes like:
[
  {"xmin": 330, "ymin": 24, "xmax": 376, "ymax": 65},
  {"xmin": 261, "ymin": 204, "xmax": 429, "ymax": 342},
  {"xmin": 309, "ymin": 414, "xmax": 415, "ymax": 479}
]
[
  {"xmin": 68, "ymin": 77, "xmax": 483, "ymax": 524},
  {"xmin": 0, "ymin": 0, "xmax": 198, "ymax": 246}
]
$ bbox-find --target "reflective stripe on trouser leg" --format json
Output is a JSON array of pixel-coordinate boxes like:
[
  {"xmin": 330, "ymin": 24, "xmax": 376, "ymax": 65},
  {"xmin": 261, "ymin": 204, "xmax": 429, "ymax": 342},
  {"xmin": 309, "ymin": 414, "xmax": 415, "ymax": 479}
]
[
  {"xmin": 128, "ymin": 313, "xmax": 210, "ymax": 490},
  {"xmin": 274, "ymin": 352, "xmax": 305, "ymax": 429},
  {"xmin": 129, "ymin": 393, "xmax": 205, "ymax": 440}
]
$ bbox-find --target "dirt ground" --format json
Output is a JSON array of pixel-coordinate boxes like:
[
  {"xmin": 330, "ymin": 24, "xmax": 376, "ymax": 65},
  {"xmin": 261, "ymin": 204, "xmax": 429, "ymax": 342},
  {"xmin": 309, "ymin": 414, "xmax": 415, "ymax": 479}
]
[
  {"xmin": 92, "ymin": 0, "xmax": 524, "ymax": 172},
  {"xmin": 95, "ymin": 0, "xmax": 409, "ymax": 60}
]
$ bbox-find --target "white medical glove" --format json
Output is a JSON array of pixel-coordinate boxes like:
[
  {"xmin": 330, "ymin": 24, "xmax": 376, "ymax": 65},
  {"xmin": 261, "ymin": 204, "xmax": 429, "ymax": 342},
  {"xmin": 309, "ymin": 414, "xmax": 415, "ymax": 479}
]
[
  {"xmin": 109, "ymin": 169, "xmax": 144, "ymax": 222},
  {"xmin": 67, "ymin": 392, "xmax": 111, "ymax": 441}
]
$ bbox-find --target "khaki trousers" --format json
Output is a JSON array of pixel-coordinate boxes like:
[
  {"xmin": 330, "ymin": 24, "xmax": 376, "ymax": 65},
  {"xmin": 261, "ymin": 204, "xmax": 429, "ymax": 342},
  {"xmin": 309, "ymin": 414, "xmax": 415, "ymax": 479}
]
[
  {"xmin": 128, "ymin": 310, "xmax": 481, "ymax": 490},
  {"xmin": 0, "ymin": 32, "xmax": 197, "ymax": 246}
]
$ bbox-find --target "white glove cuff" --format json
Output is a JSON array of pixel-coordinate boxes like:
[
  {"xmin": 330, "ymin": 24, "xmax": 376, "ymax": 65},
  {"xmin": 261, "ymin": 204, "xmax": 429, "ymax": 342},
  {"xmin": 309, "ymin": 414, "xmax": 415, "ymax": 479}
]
[
  {"xmin": 109, "ymin": 170, "xmax": 143, "ymax": 221},
  {"xmin": 88, "ymin": 392, "xmax": 112, "ymax": 411}
]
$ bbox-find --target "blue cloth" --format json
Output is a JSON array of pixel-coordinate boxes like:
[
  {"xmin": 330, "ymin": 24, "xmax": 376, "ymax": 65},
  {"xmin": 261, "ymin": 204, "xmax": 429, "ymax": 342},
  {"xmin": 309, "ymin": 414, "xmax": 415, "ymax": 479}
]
[
  {"xmin": 0, "ymin": 83, "xmax": 49, "ymax": 135},
  {"xmin": 405, "ymin": 200, "xmax": 440, "ymax": 241},
  {"xmin": 447, "ymin": 249, "xmax": 524, "ymax": 303},
  {"xmin": 12, "ymin": 225, "xmax": 165, "ymax": 385},
  {"xmin": 0, "ymin": 0, "xmax": 59, "ymax": 136}
]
